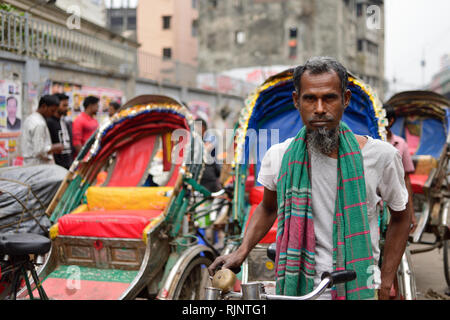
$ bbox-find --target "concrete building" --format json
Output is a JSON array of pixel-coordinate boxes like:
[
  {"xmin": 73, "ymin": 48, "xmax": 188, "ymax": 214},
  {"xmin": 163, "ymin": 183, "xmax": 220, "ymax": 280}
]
[
  {"xmin": 135, "ymin": 0, "xmax": 199, "ymax": 85},
  {"xmin": 198, "ymin": 0, "xmax": 385, "ymax": 98}
]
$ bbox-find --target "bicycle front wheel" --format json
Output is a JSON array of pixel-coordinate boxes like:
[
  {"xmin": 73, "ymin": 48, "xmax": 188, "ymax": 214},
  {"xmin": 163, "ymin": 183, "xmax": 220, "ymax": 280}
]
[{"xmin": 444, "ymin": 239, "xmax": 450, "ymax": 288}]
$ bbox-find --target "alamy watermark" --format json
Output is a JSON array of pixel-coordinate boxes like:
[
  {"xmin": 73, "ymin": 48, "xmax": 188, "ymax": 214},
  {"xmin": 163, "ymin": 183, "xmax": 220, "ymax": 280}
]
[
  {"xmin": 366, "ymin": 5, "xmax": 382, "ymax": 30},
  {"xmin": 66, "ymin": 5, "xmax": 81, "ymax": 30}
]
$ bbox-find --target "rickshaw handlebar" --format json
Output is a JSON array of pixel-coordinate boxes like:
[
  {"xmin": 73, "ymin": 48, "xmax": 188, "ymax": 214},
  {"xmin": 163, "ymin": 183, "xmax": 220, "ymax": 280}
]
[{"xmin": 206, "ymin": 270, "xmax": 356, "ymax": 300}]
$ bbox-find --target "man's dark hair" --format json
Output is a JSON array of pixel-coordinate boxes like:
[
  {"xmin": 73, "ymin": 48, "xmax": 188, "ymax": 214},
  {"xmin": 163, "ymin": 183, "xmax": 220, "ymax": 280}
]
[
  {"xmin": 6, "ymin": 96, "xmax": 17, "ymax": 105},
  {"xmin": 83, "ymin": 95, "xmax": 100, "ymax": 108},
  {"xmin": 38, "ymin": 95, "xmax": 59, "ymax": 108},
  {"xmin": 293, "ymin": 56, "xmax": 349, "ymax": 100},
  {"xmin": 54, "ymin": 93, "xmax": 69, "ymax": 101},
  {"xmin": 110, "ymin": 101, "xmax": 121, "ymax": 111},
  {"xmin": 384, "ymin": 104, "xmax": 396, "ymax": 121}
]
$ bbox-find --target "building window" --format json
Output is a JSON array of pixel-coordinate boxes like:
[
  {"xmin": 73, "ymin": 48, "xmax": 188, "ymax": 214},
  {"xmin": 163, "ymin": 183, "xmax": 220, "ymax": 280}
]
[
  {"xmin": 356, "ymin": 3, "xmax": 363, "ymax": 17},
  {"xmin": 192, "ymin": 0, "xmax": 197, "ymax": 9},
  {"xmin": 357, "ymin": 39, "xmax": 364, "ymax": 52},
  {"xmin": 192, "ymin": 19, "xmax": 198, "ymax": 37},
  {"xmin": 289, "ymin": 27, "xmax": 297, "ymax": 39},
  {"xmin": 127, "ymin": 16, "xmax": 136, "ymax": 30},
  {"xmin": 162, "ymin": 16, "xmax": 171, "ymax": 30},
  {"xmin": 163, "ymin": 48, "xmax": 172, "ymax": 60},
  {"xmin": 110, "ymin": 16, "xmax": 123, "ymax": 28},
  {"xmin": 209, "ymin": 0, "xmax": 218, "ymax": 8},
  {"xmin": 235, "ymin": 31, "xmax": 246, "ymax": 44}
]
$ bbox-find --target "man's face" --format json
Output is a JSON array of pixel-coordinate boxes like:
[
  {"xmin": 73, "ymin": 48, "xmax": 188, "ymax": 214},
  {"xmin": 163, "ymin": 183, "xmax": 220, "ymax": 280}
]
[
  {"xmin": 6, "ymin": 98, "xmax": 17, "ymax": 118},
  {"xmin": 108, "ymin": 105, "xmax": 116, "ymax": 117},
  {"xmin": 292, "ymin": 70, "xmax": 351, "ymax": 131},
  {"xmin": 58, "ymin": 99, "xmax": 69, "ymax": 116},
  {"xmin": 45, "ymin": 105, "xmax": 58, "ymax": 118},
  {"xmin": 91, "ymin": 102, "xmax": 99, "ymax": 116},
  {"xmin": 292, "ymin": 70, "xmax": 351, "ymax": 154}
]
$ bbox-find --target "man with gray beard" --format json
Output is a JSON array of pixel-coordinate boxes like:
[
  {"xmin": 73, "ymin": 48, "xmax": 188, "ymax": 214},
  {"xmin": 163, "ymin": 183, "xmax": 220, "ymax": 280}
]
[{"xmin": 209, "ymin": 57, "xmax": 411, "ymax": 300}]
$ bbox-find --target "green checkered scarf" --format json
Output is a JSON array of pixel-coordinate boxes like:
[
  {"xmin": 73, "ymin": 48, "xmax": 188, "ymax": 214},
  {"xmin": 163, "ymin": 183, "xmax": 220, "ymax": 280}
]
[{"xmin": 275, "ymin": 122, "xmax": 375, "ymax": 300}]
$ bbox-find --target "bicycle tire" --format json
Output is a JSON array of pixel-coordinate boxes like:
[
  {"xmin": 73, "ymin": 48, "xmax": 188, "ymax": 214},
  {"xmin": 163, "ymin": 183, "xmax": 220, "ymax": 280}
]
[
  {"xmin": 444, "ymin": 239, "xmax": 450, "ymax": 287},
  {"xmin": 171, "ymin": 256, "xmax": 213, "ymax": 300}
]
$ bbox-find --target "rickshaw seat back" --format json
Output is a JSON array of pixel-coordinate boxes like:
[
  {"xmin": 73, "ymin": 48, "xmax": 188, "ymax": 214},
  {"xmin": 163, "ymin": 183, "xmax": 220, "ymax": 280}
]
[
  {"xmin": 414, "ymin": 118, "xmax": 446, "ymax": 159},
  {"xmin": 104, "ymin": 133, "xmax": 181, "ymax": 187},
  {"xmin": 247, "ymin": 186, "xmax": 277, "ymax": 243},
  {"xmin": 249, "ymin": 186, "xmax": 264, "ymax": 205},
  {"xmin": 107, "ymin": 134, "xmax": 157, "ymax": 187},
  {"xmin": 412, "ymin": 155, "xmax": 438, "ymax": 176},
  {"xmin": 86, "ymin": 186, "xmax": 172, "ymax": 211}
]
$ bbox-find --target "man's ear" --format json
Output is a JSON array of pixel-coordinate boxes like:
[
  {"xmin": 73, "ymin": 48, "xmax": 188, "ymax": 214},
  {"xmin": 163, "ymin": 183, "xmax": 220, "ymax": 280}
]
[
  {"xmin": 343, "ymin": 89, "xmax": 352, "ymax": 108},
  {"xmin": 292, "ymin": 91, "xmax": 300, "ymax": 110}
]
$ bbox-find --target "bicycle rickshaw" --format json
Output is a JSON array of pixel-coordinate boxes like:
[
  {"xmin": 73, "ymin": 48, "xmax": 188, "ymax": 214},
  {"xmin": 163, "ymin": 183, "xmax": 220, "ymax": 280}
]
[
  {"xmin": 211, "ymin": 69, "xmax": 417, "ymax": 299},
  {"xmin": 12, "ymin": 95, "xmax": 225, "ymax": 300},
  {"xmin": 386, "ymin": 90, "xmax": 450, "ymax": 291}
]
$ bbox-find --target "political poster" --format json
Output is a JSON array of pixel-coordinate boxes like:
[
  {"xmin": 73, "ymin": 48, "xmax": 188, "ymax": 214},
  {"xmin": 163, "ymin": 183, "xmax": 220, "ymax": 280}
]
[{"xmin": 0, "ymin": 79, "xmax": 22, "ymax": 133}]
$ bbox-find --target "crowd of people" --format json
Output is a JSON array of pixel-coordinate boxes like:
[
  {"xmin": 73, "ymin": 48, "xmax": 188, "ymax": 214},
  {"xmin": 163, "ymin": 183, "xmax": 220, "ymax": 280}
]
[{"xmin": 20, "ymin": 94, "xmax": 121, "ymax": 169}]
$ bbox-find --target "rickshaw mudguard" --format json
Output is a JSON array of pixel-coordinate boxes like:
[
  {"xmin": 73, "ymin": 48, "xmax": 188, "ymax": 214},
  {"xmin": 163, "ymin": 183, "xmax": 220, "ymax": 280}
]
[{"xmin": 157, "ymin": 244, "xmax": 215, "ymax": 300}]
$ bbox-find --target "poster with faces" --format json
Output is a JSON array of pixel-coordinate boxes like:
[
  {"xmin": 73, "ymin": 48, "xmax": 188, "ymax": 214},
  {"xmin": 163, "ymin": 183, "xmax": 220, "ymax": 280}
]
[{"xmin": 0, "ymin": 79, "xmax": 22, "ymax": 133}]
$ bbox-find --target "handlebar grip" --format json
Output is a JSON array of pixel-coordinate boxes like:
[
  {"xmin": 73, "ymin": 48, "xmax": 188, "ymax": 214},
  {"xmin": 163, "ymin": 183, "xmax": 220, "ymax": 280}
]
[{"xmin": 322, "ymin": 270, "xmax": 356, "ymax": 286}]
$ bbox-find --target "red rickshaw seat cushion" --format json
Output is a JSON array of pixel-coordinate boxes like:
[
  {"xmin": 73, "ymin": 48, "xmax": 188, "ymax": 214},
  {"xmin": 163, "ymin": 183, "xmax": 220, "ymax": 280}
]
[
  {"xmin": 249, "ymin": 186, "xmax": 264, "ymax": 205},
  {"xmin": 246, "ymin": 204, "xmax": 277, "ymax": 244},
  {"xmin": 57, "ymin": 210, "xmax": 163, "ymax": 239},
  {"xmin": 410, "ymin": 174, "xmax": 428, "ymax": 195}
]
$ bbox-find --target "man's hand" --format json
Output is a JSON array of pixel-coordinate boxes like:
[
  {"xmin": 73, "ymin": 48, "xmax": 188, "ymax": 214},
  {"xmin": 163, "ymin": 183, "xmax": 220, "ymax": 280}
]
[
  {"xmin": 377, "ymin": 286, "xmax": 391, "ymax": 300},
  {"xmin": 208, "ymin": 249, "xmax": 247, "ymax": 277},
  {"xmin": 207, "ymin": 187, "xmax": 278, "ymax": 277},
  {"xmin": 410, "ymin": 212, "xmax": 418, "ymax": 234},
  {"xmin": 380, "ymin": 207, "xmax": 410, "ymax": 299}
]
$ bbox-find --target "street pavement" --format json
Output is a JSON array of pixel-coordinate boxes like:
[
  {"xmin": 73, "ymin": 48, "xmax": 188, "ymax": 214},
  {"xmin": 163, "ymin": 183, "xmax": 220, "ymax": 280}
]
[{"xmin": 409, "ymin": 233, "xmax": 450, "ymax": 300}]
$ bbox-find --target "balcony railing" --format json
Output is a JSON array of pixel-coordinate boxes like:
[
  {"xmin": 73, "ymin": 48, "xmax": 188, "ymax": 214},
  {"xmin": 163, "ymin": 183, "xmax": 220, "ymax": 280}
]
[{"xmin": 0, "ymin": 9, "xmax": 136, "ymax": 74}]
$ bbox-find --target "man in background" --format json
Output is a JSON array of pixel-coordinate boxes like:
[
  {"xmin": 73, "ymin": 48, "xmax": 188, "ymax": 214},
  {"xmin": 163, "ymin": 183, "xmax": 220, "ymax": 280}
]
[
  {"xmin": 72, "ymin": 95, "xmax": 99, "ymax": 155},
  {"xmin": 46, "ymin": 93, "xmax": 74, "ymax": 169},
  {"xmin": 108, "ymin": 101, "xmax": 121, "ymax": 118},
  {"xmin": 384, "ymin": 104, "xmax": 417, "ymax": 233},
  {"xmin": 21, "ymin": 95, "xmax": 64, "ymax": 165},
  {"xmin": 6, "ymin": 96, "xmax": 21, "ymax": 131}
]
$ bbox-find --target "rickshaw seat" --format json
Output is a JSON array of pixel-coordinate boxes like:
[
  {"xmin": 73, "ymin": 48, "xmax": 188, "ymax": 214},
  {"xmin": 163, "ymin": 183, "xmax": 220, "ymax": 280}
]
[
  {"xmin": 249, "ymin": 186, "xmax": 264, "ymax": 205},
  {"xmin": 57, "ymin": 210, "xmax": 163, "ymax": 239},
  {"xmin": 51, "ymin": 186, "xmax": 173, "ymax": 239},
  {"xmin": 246, "ymin": 205, "xmax": 277, "ymax": 244},
  {"xmin": 409, "ymin": 155, "xmax": 438, "ymax": 195},
  {"xmin": 409, "ymin": 174, "xmax": 428, "ymax": 194},
  {"xmin": 247, "ymin": 186, "xmax": 277, "ymax": 243}
]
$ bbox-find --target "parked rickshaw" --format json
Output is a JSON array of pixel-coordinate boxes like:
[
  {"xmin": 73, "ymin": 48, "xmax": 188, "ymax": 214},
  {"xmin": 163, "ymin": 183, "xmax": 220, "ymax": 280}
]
[
  {"xmin": 213, "ymin": 69, "xmax": 417, "ymax": 299},
  {"xmin": 386, "ymin": 91, "xmax": 450, "ymax": 290},
  {"xmin": 14, "ymin": 95, "xmax": 223, "ymax": 300}
]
